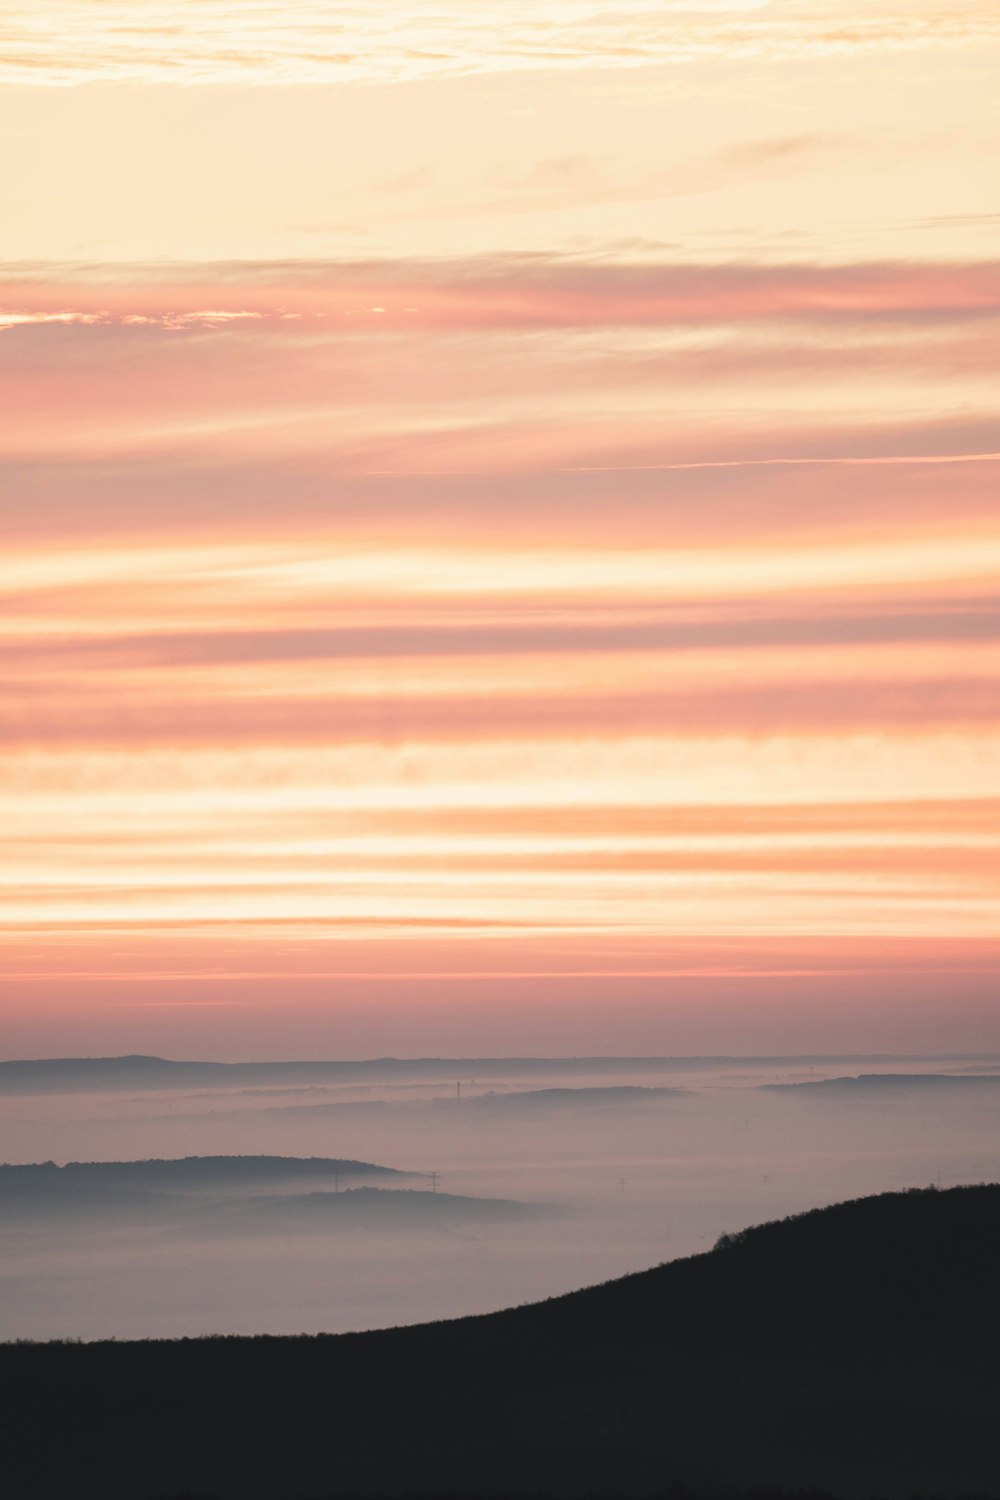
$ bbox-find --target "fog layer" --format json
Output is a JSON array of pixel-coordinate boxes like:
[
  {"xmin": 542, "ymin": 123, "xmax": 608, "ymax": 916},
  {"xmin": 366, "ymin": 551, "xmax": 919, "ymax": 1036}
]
[{"xmin": 1, "ymin": 1054, "xmax": 997, "ymax": 1341}]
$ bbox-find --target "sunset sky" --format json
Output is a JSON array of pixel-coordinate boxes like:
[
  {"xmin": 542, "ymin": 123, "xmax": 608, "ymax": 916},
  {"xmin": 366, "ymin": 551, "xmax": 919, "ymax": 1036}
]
[{"xmin": 2, "ymin": 1, "xmax": 998, "ymax": 1058}]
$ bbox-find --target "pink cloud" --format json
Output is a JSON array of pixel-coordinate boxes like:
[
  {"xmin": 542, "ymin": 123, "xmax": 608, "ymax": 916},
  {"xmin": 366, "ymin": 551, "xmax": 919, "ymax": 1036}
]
[
  {"xmin": 4, "ymin": 676, "xmax": 998, "ymax": 749},
  {"xmin": 3, "ymin": 256, "xmax": 998, "ymax": 330}
]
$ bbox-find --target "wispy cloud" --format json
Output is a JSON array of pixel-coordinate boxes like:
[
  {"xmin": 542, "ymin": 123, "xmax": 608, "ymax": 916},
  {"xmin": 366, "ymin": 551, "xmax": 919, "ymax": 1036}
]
[
  {"xmin": 5, "ymin": 676, "xmax": 998, "ymax": 750},
  {"xmin": 4, "ymin": 256, "xmax": 999, "ymax": 329},
  {"xmin": 5, "ymin": 598, "xmax": 998, "ymax": 672},
  {"xmin": 5, "ymin": 3, "xmax": 1000, "ymax": 86}
]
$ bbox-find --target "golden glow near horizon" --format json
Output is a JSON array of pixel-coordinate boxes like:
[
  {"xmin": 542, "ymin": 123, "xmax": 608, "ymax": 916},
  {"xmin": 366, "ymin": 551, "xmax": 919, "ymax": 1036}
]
[{"xmin": 1, "ymin": 2, "xmax": 999, "ymax": 1049}]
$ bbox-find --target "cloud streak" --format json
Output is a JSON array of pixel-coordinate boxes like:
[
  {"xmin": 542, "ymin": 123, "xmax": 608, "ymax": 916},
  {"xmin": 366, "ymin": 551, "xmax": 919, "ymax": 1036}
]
[
  {"xmin": 6, "ymin": 3, "xmax": 1000, "ymax": 87},
  {"xmin": 4, "ymin": 257, "xmax": 999, "ymax": 330},
  {"xmin": 4, "ymin": 600, "xmax": 999, "ymax": 670},
  {"xmin": 5, "ymin": 672, "xmax": 999, "ymax": 750}
]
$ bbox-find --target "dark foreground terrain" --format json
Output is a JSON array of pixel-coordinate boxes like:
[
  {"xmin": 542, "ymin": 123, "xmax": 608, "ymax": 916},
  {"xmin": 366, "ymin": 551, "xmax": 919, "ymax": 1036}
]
[{"xmin": 2, "ymin": 1184, "xmax": 998, "ymax": 1500}]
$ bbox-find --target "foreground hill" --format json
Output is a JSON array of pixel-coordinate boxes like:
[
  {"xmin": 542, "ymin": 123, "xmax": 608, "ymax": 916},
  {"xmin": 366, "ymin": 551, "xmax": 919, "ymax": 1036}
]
[{"xmin": 2, "ymin": 1184, "xmax": 998, "ymax": 1500}]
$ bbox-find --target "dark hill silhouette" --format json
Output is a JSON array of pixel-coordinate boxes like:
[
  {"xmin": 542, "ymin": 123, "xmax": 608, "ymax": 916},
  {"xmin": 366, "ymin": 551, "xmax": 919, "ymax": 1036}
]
[
  {"xmin": 0, "ymin": 1154, "xmax": 406, "ymax": 1189},
  {"xmin": 0, "ymin": 1158, "xmax": 555, "ymax": 1236},
  {"xmin": 0, "ymin": 1155, "xmax": 411, "ymax": 1226},
  {"xmin": 2, "ymin": 1184, "xmax": 999, "ymax": 1499}
]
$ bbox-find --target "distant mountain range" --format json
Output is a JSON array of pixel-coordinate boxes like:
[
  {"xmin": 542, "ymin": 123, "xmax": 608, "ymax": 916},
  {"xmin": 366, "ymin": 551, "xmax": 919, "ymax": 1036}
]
[
  {"xmin": 2, "ymin": 1052, "xmax": 997, "ymax": 1094},
  {"xmin": 3, "ymin": 1182, "xmax": 998, "ymax": 1500}
]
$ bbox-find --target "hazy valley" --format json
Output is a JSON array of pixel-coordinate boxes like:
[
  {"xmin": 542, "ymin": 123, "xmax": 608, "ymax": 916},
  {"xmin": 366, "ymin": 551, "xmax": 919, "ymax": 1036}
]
[{"xmin": 2, "ymin": 1052, "xmax": 997, "ymax": 1343}]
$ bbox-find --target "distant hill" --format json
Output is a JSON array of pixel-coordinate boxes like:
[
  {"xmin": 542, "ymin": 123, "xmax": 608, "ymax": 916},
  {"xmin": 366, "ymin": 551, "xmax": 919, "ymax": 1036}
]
[
  {"xmin": 2, "ymin": 1052, "xmax": 996, "ymax": 1094},
  {"xmin": 764, "ymin": 1073, "xmax": 1000, "ymax": 1092},
  {"xmin": 250, "ymin": 1083, "xmax": 683, "ymax": 1121},
  {"xmin": 186, "ymin": 1185, "xmax": 561, "ymax": 1237},
  {"xmin": 0, "ymin": 1155, "xmax": 408, "ymax": 1229},
  {"xmin": 0, "ymin": 1156, "xmax": 553, "ymax": 1236},
  {"xmin": 0, "ymin": 1152, "xmax": 410, "ymax": 1212},
  {"xmin": 3, "ymin": 1183, "xmax": 998, "ymax": 1499},
  {"xmin": 0, "ymin": 1154, "xmax": 406, "ymax": 1189}
]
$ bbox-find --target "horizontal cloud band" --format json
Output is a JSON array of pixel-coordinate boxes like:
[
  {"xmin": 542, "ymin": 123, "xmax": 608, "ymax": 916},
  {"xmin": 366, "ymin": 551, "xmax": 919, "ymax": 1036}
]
[
  {"xmin": 5, "ymin": 604, "xmax": 1000, "ymax": 670},
  {"xmin": 3, "ymin": 257, "xmax": 999, "ymax": 330},
  {"xmin": 5, "ymin": 679, "xmax": 998, "ymax": 747}
]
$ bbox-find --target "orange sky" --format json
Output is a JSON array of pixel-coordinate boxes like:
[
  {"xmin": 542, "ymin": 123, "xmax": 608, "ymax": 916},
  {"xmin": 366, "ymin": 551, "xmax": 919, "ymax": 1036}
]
[{"xmin": 2, "ymin": 2, "xmax": 998, "ymax": 1057}]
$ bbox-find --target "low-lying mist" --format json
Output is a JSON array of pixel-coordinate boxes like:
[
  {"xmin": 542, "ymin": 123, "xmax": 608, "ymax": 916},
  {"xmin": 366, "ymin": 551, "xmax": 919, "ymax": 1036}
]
[{"xmin": 1, "ymin": 1055, "xmax": 997, "ymax": 1341}]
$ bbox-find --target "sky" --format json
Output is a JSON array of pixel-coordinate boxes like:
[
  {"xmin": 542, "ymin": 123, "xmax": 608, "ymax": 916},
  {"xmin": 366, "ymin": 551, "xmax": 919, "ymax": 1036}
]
[{"xmin": 1, "ymin": 1, "xmax": 999, "ymax": 1059}]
